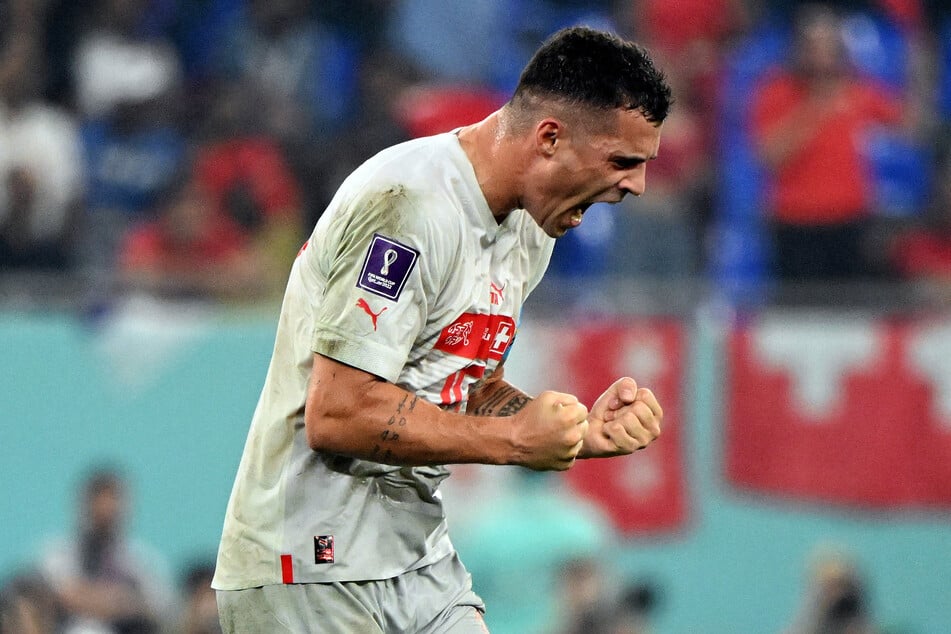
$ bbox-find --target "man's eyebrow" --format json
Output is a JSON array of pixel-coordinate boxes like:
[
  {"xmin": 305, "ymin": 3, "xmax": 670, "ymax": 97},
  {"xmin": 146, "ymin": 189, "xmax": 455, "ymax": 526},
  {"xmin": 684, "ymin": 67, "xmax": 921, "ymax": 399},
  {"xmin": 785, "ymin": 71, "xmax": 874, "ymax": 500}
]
[{"xmin": 610, "ymin": 155, "xmax": 652, "ymax": 167}]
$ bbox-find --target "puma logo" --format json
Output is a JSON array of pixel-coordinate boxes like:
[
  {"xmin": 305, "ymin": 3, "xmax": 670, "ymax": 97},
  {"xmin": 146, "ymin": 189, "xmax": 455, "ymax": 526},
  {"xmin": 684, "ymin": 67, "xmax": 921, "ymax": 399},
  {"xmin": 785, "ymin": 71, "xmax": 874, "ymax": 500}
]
[
  {"xmin": 356, "ymin": 298, "xmax": 387, "ymax": 331},
  {"xmin": 490, "ymin": 281, "xmax": 505, "ymax": 305}
]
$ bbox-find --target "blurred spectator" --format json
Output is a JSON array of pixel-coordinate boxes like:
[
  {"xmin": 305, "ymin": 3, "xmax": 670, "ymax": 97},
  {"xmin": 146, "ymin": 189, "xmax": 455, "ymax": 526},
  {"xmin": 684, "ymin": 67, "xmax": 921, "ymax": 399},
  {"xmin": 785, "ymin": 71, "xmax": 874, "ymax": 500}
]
[
  {"xmin": 190, "ymin": 80, "xmax": 305, "ymax": 295},
  {"xmin": 208, "ymin": 0, "xmax": 358, "ymax": 143},
  {"xmin": 154, "ymin": 0, "xmax": 244, "ymax": 85},
  {"xmin": 39, "ymin": 0, "xmax": 96, "ymax": 107},
  {"xmin": 388, "ymin": 0, "xmax": 516, "ymax": 87},
  {"xmin": 76, "ymin": 97, "xmax": 187, "ymax": 304},
  {"xmin": 889, "ymin": 154, "xmax": 951, "ymax": 302},
  {"xmin": 37, "ymin": 466, "xmax": 174, "ymax": 634},
  {"xmin": 783, "ymin": 546, "xmax": 879, "ymax": 634},
  {"xmin": 611, "ymin": 583, "xmax": 661, "ymax": 634},
  {"xmin": 874, "ymin": 0, "xmax": 923, "ymax": 29},
  {"xmin": 556, "ymin": 557, "xmax": 660, "ymax": 634},
  {"xmin": 388, "ymin": 0, "xmax": 616, "ymax": 92},
  {"xmin": 750, "ymin": 3, "xmax": 914, "ymax": 284},
  {"xmin": 0, "ymin": 0, "xmax": 84, "ymax": 271},
  {"xmin": 118, "ymin": 173, "xmax": 278, "ymax": 301},
  {"xmin": 72, "ymin": 0, "xmax": 183, "ymax": 120},
  {"xmin": 557, "ymin": 557, "xmax": 609, "ymax": 634},
  {"xmin": 72, "ymin": 0, "xmax": 187, "ymax": 303},
  {"xmin": 313, "ymin": 0, "xmax": 393, "ymax": 58},
  {"xmin": 393, "ymin": 84, "xmax": 508, "ymax": 140},
  {"xmin": 178, "ymin": 562, "xmax": 221, "ymax": 634},
  {"xmin": 627, "ymin": 0, "xmax": 751, "ymax": 147},
  {"xmin": 297, "ymin": 48, "xmax": 421, "ymax": 223},
  {"xmin": 454, "ymin": 472, "xmax": 612, "ymax": 634},
  {"xmin": 0, "ymin": 570, "xmax": 62, "ymax": 634},
  {"xmin": 628, "ymin": 0, "xmax": 751, "ymax": 53}
]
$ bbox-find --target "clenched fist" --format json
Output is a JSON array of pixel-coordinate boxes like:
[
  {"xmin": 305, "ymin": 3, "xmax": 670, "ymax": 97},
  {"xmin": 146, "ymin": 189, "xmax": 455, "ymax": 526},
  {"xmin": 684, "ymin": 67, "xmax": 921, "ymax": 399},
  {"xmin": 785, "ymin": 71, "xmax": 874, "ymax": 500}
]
[
  {"xmin": 579, "ymin": 377, "xmax": 663, "ymax": 458},
  {"xmin": 510, "ymin": 391, "xmax": 589, "ymax": 471}
]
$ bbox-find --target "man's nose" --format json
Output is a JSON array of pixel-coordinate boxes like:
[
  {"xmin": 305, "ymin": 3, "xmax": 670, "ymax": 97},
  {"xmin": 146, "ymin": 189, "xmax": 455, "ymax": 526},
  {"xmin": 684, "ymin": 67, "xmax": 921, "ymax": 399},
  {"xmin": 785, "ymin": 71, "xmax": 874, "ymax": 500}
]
[{"xmin": 619, "ymin": 169, "xmax": 646, "ymax": 198}]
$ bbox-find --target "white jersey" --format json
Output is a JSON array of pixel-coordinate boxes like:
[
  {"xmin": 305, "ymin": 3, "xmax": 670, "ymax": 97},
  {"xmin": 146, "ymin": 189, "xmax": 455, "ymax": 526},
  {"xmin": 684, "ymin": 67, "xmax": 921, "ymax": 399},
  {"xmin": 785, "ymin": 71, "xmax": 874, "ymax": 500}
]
[{"xmin": 213, "ymin": 132, "xmax": 554, "ymax": 589}]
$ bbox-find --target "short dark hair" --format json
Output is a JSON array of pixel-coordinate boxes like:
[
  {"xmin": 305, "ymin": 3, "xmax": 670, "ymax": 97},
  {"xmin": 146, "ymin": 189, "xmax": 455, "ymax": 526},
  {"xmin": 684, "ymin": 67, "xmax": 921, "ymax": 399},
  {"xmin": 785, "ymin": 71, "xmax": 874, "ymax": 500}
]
[
  {"xmin": 81, "ymin": 466, "xmax": 125, "ymax": 500},
  {"xmin": 513, "ymin": 26, "xmax": 672, "ymax": 124}
]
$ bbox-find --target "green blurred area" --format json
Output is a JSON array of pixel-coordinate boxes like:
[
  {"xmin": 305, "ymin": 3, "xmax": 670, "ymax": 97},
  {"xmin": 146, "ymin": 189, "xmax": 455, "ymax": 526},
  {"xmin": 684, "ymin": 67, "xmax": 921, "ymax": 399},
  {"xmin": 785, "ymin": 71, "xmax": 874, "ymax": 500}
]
[{"xmin": 1, "ymin": 300, "xmax": 948, "ymax": 633}]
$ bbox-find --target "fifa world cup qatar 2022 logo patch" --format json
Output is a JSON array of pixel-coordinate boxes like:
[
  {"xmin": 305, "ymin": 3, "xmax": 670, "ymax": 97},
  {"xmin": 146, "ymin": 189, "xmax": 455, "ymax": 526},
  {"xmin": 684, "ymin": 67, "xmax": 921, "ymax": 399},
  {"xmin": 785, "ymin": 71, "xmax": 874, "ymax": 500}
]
[{"xmin": 357, "ymin": 234, "xmax": 419, "ymax": 301}]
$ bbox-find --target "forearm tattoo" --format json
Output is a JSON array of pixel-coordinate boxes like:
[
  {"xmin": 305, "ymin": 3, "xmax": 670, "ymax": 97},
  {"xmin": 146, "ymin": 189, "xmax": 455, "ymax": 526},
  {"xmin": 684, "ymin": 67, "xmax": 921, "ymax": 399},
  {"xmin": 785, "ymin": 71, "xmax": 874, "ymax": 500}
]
[
  {"xmin": 470, "ymin": 384, "xmax": 531, "ymax": 417},
  {"xmin": 497, "ymin": 393, "xmax": 530, "ymax": 416},
  {"xmin": 370, "ymin": 394, "xmax": 419, "ymax": 463}
]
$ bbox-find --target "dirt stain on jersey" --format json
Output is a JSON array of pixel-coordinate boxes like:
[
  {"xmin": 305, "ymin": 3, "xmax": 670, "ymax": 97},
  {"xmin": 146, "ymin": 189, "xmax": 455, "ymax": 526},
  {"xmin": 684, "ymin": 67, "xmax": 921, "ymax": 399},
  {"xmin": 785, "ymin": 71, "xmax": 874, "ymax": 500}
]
[
  {"xmin": 365, "ymin": 185, "xmax": 411, "ymax": 237},
  {"xmin": 319, "ymin": 336, "xmax": 346, "ymax": 360}
]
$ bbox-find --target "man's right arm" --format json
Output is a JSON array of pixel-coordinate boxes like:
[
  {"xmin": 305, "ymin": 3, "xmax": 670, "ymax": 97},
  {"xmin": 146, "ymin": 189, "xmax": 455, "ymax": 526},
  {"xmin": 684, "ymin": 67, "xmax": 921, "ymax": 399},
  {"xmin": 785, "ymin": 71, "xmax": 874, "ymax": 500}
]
[{"xmin": 304, "ymin": 353, "xmax": 589, "ymax": 471}]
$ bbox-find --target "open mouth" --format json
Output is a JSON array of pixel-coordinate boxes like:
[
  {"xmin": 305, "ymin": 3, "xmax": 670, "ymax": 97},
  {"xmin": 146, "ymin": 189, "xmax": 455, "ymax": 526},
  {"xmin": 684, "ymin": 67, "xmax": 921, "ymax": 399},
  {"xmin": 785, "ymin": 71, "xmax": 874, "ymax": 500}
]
[{"xmin": 568, "ymin": 204, "xmax": 590, "ymax": 227}]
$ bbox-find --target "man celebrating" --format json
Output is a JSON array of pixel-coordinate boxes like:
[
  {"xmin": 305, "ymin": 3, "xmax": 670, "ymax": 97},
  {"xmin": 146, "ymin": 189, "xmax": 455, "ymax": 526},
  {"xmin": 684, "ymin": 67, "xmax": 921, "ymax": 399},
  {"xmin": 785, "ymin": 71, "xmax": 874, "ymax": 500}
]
[{"xmin": 214, "ymin": 26, "xmax": 671, "ymax": 633}]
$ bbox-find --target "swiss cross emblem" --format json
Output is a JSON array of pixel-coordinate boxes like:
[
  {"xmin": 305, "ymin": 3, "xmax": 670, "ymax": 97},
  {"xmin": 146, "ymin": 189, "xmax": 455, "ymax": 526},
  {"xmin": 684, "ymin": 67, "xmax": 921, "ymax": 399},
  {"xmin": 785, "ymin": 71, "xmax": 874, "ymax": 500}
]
[
  {"xmin": 435, "ymin": 313, "xmax": 516, "ymax": 361},
  {"xmin": 490, "ymin": 320, "xmax": 513, "ymax": 354}
]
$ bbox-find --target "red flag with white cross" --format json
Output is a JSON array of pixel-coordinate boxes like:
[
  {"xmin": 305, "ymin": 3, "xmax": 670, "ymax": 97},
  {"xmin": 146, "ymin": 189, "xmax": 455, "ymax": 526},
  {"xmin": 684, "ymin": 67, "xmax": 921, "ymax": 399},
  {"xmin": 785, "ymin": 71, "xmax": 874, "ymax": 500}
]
[
  {"xmin": 561, "ymin": 319, "xmax": 689, "ymax": 534},
  {"xmin": 726, "ymin": 315, "xmax": 951, "ymax": 508}
]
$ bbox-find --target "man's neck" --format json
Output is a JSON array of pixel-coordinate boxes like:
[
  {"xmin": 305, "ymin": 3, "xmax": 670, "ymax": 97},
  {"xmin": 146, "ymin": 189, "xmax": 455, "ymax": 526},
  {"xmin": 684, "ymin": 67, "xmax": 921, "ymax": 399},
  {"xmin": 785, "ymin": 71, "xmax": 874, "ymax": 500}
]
[{"xmin": 457, "ymin": 111, "xmax": 524, "ymax": 222}]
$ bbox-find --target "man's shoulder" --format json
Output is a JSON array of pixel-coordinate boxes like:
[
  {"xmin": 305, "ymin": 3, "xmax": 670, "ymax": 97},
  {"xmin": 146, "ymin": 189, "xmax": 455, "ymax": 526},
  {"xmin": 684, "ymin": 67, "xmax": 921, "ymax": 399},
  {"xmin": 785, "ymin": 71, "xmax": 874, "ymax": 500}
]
[
  {"xmin": 337, "ymin": 135, "xmax": 471, "ymax": 227},
  {"xmin": 361, "ymin": 133, "xmax": 460, "ymax": 177}
]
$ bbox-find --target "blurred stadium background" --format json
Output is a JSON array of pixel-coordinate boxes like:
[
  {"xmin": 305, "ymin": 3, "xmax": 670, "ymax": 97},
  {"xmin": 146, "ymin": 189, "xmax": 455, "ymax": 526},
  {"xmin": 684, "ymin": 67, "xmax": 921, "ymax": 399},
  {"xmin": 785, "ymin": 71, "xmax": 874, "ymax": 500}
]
[{"xmin": 2, "ymin": 0, "xmax": 951, "ymax": 632}]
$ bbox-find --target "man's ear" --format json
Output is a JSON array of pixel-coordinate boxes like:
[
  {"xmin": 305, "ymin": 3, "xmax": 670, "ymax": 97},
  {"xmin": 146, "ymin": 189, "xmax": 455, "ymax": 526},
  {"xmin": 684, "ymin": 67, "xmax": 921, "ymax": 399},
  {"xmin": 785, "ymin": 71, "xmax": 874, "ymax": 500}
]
[{"xmin": 535, "ymin": 118, "xmax": 561, "ymax": 156}]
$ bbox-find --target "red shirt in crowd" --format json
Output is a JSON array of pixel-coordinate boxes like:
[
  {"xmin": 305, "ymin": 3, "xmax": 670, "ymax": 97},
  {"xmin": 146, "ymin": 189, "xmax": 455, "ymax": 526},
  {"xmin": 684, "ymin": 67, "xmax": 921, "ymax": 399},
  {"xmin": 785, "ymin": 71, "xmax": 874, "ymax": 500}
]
[
  {"xmin": 194, "ymin": 137, "xmax": 302, "ymax": 224},
  {"xmin": 751, "ymin": 73, "xmax": 903, "ymax": 225},
  {"xmin": 892, "ymin": 229, "xmax": 951, "ymax": 279},
  {"xmin": 120, "ymin": 213, "xmax": 247, "ymax": 274},
  {"xmin": 635, "ymin": 0, "xmax": 746, "ymax": 55}
]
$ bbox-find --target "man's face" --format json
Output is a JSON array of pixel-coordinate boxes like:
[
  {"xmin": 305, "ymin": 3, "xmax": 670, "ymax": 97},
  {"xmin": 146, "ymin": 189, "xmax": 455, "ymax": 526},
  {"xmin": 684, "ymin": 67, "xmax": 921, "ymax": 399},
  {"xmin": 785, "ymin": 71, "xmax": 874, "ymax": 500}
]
[
  {"xmin": 525, "ymin": 108, "xmax": 662, "ymax": 238},
  {"xmin": 798, "ymin": 17, "xmax": 845, "ymax": 78},
  {"xmin": 84, "ymin": 484, "xmax": 125, "ymax": 536}
]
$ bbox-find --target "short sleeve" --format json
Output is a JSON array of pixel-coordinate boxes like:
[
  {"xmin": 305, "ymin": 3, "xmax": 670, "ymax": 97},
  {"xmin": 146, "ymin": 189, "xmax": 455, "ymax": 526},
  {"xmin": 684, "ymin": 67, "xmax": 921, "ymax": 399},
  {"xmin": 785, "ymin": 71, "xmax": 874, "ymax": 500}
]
[{"xmin": 310, "ymin": 185, "xmax": 449, "ymax": 382}]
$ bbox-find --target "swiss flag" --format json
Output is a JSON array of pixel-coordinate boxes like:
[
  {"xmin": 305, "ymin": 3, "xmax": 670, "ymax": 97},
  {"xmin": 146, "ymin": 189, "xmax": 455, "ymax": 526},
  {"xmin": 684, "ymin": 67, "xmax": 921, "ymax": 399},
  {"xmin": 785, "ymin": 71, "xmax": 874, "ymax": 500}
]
[
  {"xmin": 561, "ymin": 319, "xmax": 688, "ymax": 534},
  {"xmin": 726, "ymin": 315, "xmax": 951, "ymax": 508},
  {"xmin": 902, "ymin": 319, "xmax": 951, "ymax": 505}
]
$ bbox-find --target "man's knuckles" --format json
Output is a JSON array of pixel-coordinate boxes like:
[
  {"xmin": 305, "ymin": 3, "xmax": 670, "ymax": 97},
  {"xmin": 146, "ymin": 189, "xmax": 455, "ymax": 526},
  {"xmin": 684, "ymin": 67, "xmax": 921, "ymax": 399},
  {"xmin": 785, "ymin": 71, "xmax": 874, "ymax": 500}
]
[
  {"xmin": 555, "ymin": 402, "xmax": 588, "ymax": 426},
  {"xmin": 564, "ymin": 424, "xmax": 586, "ymax": 447}
]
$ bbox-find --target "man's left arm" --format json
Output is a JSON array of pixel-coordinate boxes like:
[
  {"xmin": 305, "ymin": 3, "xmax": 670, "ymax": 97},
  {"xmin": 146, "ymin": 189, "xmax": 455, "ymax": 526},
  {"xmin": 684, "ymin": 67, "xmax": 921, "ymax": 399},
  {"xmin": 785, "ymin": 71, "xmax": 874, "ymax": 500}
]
[
  {"xmin": 466, "ymin": 367, "xmax": 663, "ymax": 458},
  {"xmin": 465, "ymin": 363, "xmax": 533, "ymax": 417}
]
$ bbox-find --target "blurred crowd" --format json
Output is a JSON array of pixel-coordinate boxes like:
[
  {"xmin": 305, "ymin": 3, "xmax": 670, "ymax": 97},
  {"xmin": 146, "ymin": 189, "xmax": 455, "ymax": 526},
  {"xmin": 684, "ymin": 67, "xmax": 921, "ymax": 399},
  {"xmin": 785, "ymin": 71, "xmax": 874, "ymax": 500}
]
[
  {"xmin": 555, "ymin": 549, "xmax": 882, "ymax": 634},
  {"xmin": 1, "ymin": 1, "xmax": 949, "ymax": 632},
  {"xmin": 1, "ymin": 0, "xmax": 951, "ymax": 310},
  {"xmin": 0, "ymin": 466, "xmax": 218, "ymax": 634},
  {"xmin": 0, "ymin": 466, "xmax": 885, "ymax": 634}
]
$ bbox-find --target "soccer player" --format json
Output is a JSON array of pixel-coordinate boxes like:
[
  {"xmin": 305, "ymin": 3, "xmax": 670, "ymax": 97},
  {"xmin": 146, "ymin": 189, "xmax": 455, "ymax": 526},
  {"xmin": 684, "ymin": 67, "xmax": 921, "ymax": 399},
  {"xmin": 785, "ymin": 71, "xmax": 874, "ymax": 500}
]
[{"xmin": 213, "ymin": 26, "xmax": 671, "ymax": 633}]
